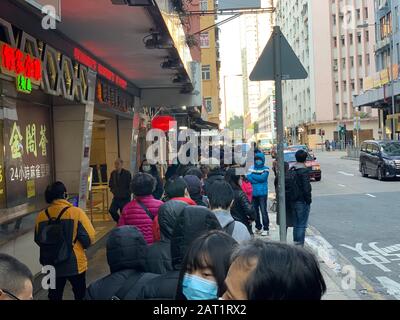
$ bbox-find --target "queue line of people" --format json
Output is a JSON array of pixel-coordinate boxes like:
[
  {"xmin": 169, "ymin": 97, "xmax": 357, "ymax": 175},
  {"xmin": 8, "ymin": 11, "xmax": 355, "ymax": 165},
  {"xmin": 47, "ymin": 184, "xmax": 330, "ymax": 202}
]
[{"xmin": 0, "ymin": 148, "xmax": 321, "ymax": 301}]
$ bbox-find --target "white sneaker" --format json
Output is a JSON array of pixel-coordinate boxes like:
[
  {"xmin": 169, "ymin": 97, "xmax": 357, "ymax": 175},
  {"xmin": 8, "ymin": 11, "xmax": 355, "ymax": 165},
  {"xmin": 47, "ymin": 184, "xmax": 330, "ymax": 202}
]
[
  {"xmin": 255, "ymin": 229, "xmax": 262, "ymax": 235},
  {"xmin": 261, "ymin": 230, "xmax": 270, "ymax": 237}
]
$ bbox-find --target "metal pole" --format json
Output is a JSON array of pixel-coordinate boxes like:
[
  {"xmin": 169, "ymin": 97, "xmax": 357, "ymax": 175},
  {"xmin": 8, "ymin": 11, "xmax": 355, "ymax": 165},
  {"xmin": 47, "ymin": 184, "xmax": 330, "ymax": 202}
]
[
  {"xmin": 273, "ymin": 26, "xmax": 287, "ymax": 242},
  {"xmin": 390, "ymin": 0, "xmax": 396, "ymax": 140},
  {"xmin": 224, "ymin": 75, "xmax": 228, "ymax": 128}
]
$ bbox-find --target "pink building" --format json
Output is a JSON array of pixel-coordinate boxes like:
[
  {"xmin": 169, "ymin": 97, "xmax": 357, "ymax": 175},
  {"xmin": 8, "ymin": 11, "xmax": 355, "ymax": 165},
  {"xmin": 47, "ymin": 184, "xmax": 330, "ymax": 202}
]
[{"xmin": 277, "ymin": 0, "xmax": 379, "ymax": 148}]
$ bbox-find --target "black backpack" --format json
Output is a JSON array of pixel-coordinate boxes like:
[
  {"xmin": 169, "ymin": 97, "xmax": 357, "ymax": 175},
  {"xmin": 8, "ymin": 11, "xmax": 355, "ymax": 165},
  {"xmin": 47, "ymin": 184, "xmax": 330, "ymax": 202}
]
[
  {"xmin": 38, "ymin": 207, "xmax": 73, "ymax": 266},
  {"xmin": 287, "ymin": 168, "xmax": 302, "ymax": 202}
]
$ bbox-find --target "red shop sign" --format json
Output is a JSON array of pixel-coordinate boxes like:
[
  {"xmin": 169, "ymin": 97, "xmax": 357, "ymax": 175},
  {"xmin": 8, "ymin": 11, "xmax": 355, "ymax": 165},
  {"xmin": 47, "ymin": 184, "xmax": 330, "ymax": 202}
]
[{"xmin": 0, "ymin": 42, "xmax": 42, "ymax": 85}]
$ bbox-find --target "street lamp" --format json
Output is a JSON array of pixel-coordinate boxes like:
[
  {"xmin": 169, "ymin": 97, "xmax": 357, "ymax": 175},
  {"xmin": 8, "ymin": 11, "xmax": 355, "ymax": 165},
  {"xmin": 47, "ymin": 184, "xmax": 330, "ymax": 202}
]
[{"xmin": 357, "ymin": 20, "xmax": 396, "ymax": 141}]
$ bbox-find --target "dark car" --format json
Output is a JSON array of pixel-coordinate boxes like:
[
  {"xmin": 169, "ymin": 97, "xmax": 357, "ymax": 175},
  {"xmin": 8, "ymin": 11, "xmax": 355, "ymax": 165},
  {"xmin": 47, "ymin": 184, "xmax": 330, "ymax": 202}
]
[
  {"xmin": 359, "ymin": 140, "xmax": 400, "ymax": 181},
  {"xmin": 273, "ymin": 150, "xmax": 322, "ymax": 181}
]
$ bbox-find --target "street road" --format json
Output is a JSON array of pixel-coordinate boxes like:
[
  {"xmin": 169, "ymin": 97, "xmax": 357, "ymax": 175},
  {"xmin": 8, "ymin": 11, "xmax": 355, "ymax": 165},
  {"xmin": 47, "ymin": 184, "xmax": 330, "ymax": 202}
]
[{"xmin": 307, "ymin": 151, "xmax": 400, "ymax": 300}]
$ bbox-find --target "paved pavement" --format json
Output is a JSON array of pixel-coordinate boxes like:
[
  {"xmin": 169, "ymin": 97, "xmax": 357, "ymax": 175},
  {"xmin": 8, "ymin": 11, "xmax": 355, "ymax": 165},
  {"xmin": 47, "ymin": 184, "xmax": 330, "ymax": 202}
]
[{"xmin": 304, "ymin": 151, "xmax": 400, "ymax": 300}]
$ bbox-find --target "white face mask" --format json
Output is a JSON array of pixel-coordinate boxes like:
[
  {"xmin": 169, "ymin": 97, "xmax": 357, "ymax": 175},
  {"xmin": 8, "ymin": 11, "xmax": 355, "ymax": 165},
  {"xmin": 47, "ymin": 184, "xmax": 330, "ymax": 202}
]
[{"xmin": 142, "ymin": 165, "xmax": 151, "ymax": 172}]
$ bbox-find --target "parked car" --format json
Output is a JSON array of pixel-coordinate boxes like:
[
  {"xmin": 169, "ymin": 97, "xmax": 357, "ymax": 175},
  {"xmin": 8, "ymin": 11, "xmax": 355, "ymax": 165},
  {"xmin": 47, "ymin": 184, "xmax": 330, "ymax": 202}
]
[
  {"xmin": 287, "ymin": 144, "xmax": 315, "ymax": 158},
  {"xmin": 359, "ymin": 140, "xmax": 400, "ymax": 181},
  {"xmin": 273, "ymin": 150, "xmax": 322, "ymax": 181}
]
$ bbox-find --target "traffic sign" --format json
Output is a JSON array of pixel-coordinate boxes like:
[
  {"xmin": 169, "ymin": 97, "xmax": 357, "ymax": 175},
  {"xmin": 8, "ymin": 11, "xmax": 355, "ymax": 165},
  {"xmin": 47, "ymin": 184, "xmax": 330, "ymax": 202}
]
[{"xmin": 249, "ymin": 28, "xmax": 308, "ymax": 81}]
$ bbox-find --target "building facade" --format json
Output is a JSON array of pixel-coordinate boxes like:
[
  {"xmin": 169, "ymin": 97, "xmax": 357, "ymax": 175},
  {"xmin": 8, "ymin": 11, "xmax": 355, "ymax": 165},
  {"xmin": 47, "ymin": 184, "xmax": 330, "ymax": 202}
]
[
  {"xmin": 277, "ymin": 0, "xmax": 379, "ymax": 149},
  {"xmin": 198, "ymin": 0, "xmax": 221, "ymax": 125},
  {"xmin": 354, "ymin": 0, "xmax": 400, "ymax": 139},
  {"xmin": 240, "ymin": 7, "xmax": 274, "ymax": 131}
]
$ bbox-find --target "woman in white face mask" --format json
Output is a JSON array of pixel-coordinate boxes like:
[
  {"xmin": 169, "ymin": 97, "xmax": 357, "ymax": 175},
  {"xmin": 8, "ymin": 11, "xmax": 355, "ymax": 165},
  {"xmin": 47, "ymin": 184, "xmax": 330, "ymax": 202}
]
[
  {"xmin": 175, "ymin": 231, "xmax": 238, "ymax": 300},
  {"xmin": 139, "ymin": 159, "xmax": 164, "ymax": 200}
]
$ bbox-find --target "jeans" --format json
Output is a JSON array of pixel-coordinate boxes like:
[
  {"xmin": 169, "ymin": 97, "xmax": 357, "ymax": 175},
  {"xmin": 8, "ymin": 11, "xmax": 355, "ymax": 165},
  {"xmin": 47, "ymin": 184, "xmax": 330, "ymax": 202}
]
[
  {"xmin": 109, "ymin": 197, "xmax": 130, "ymax": 223},
  {"xmin": 293, "ymin": 201, "xmax": 311, "ymax": 246},
  {"xmin": 253, "ymin": 196, "xmax": 269, "ymax": 231},
  {"xmin": 48, "ymin": 272, "xmax": 86, "ymax": 301}
]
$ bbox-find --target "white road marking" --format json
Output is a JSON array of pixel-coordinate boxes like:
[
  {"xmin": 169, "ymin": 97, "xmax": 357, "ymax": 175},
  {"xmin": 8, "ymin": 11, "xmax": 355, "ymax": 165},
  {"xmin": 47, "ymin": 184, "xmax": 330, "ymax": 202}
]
[
  {"xmin": 338, "ymin": 184, "xmax": 346, "ymax": 187},
  {"xmin": 338, "ymin": 171, "xmax": 355, "ymax": 177},
  {"xmin": 376, "ymin": 277, "xmax": 400, "ymax": 300},
  {"xmin": 366, "ymin": 194, "xmax": 377, "ymax": 198}
]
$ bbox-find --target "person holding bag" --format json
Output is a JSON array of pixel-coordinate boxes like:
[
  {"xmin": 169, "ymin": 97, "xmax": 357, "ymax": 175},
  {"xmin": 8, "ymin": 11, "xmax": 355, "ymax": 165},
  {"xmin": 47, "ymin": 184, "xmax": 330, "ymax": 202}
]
[{"xmin": 118, "ymin": 173, "xmax": 163, "ymax": 244}]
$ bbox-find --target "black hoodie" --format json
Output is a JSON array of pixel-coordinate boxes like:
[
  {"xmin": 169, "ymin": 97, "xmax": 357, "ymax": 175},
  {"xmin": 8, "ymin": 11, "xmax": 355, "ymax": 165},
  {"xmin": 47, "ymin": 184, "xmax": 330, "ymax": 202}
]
[
  {"xmin": 145, "ymin": 200, "xmax": 189, "ymax": 274},
  {"xmin": 138, "ymin": 206, "xmax": 222, "ymax": 300},
  {"xmin": 85, "ymin": 226, "xmax": 158, "ymax": 300}
]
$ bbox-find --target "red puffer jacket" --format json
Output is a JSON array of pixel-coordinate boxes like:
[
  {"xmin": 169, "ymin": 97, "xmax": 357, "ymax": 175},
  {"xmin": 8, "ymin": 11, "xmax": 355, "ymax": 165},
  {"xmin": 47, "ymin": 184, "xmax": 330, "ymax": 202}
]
[{"xmin": 118, "ymin": 195, "xmax": 163, "ymax": 244}]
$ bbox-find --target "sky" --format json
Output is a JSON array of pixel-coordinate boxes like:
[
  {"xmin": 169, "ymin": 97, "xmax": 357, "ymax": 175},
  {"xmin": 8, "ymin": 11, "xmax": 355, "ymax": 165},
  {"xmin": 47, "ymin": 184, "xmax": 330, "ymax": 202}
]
[
  {"xmin": 219, "ymin": 17, "xmax": 244, "ymax": 126},
  {"xmin": 218, "ymin": 0, "xmax": 272, "ymax": 126}
]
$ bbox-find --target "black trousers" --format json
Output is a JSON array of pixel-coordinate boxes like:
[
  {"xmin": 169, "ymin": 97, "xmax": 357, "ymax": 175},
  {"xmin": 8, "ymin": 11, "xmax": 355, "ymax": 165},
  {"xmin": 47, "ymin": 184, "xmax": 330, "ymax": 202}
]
[
  {"xmin": 109, "ymin": 197, "xmax": 130, "ymax": 222},
  {"xmin": 48, "ymin": 272, "xmax": 86, "ymax": 301}
]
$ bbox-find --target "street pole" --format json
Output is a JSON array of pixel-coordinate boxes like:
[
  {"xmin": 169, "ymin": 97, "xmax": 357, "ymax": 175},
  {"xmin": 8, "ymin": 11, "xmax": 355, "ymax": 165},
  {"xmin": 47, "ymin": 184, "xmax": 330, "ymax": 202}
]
[
  {"xmin": 273, "ymin": 26, "xmax": 287, "ymax": 243},
  {"xmin": 390, "ymin": 23, "xmax": 397, "ymax": 140},
  {"xmin": 224, "ymin": 75, "xmax": 228, "ymax": 128}
]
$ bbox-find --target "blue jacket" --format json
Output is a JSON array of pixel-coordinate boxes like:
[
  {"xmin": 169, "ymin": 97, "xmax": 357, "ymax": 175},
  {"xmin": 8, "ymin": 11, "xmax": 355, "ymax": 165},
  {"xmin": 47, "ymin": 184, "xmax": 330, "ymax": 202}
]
[{"xmin": 247, "ymin": 152, "xmax": 269, "ymax": 197}]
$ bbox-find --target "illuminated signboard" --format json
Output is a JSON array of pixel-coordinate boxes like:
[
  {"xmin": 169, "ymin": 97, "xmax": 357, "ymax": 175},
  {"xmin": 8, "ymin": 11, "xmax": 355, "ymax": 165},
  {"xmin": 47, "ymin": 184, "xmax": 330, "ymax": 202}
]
[
  {"xmin": 74, "ymin": 48, "xmax": 128, "ymax": 90},
  {"xmin": 4, "ymin": 103, "xmax": 53, "ymax": 208},
  {"xmin": 96, "ymin": 79, "xmax": 133, "ymax": 114},
  {"xmin": 0, "ymin": 41, "xmax": 42, "ymax": 94}
]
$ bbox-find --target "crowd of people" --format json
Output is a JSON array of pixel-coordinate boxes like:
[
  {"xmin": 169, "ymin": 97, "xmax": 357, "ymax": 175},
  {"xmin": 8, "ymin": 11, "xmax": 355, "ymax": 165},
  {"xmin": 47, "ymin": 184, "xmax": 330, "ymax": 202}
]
[{"xmin": 0, "ymin": 147, "xmax": 324, "ymax": 301}]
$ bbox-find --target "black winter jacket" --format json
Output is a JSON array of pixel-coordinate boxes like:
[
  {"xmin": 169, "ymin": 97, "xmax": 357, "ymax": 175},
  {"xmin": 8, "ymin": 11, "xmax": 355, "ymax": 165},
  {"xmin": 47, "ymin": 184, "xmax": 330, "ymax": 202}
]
[
  {"xmin": 85, "ymin": 226, "xmax": 158, "ymax": 300},
  {"xmin": 294, "ymin": 167, "xmax": 312, "ymax": 205},
  {"xmin": 145, "ymin": 200, "xmax": 189, "ymax": 274},
  {"xmin": 139, "ymin": 206, "xmax": 222, "ymax": 299},
  {"xmin": 230, "ymin": 188, "xmax": 256, "ymax": 233}
]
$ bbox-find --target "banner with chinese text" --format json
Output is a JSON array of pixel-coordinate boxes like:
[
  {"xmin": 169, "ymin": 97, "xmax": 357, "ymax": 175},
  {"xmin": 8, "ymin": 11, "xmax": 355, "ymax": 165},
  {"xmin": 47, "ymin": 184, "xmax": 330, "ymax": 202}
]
[{"xmin": 3, "ymin": 103, "xmax": 53, "ymax": 207}]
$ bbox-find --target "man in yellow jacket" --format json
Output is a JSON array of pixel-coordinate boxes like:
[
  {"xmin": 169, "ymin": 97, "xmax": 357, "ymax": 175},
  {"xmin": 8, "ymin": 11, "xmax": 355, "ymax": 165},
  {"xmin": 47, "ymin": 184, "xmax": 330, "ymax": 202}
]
[{"xmin": 35, "ymin": 181, "xmax": 95, "ymax": 300}]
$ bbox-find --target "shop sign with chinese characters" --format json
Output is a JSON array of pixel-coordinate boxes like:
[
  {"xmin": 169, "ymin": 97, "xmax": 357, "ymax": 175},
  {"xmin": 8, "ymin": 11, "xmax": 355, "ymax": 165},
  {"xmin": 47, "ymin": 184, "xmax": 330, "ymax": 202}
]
[
  {"xmin": 0, "ymin": 18, "xmax": 91, "ymax": 103},
  {"xmin": 0, "ymin": 41, "xmax": 42, "ymax": 94},
  {"xmin": 4, "ymin": 103, "xmax": 53, "ymax": 208}
]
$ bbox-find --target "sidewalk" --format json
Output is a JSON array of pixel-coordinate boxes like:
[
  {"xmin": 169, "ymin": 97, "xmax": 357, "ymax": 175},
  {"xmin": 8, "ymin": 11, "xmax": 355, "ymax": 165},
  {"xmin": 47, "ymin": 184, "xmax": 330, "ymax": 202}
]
[{"xmin": 261, "ymin": 209, "xmax": 360, "ymax": 300}]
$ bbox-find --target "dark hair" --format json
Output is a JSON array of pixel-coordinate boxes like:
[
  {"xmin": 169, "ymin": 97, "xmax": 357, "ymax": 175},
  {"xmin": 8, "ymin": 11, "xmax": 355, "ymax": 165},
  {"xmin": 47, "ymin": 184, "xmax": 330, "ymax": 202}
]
[
  {"xmin": 130, "ymin": 173, "xmax": 155, "ymax": 196},
  {"xmin": 176, "ymin": 231, "xmax": 238, "ymax": 300},
  {"xmin": 224, "ymin": 168, "xmax": 241, "ymax": 191},
  {"xmin": 45, "ymin": 181, "xmax": 67, "ymax": 204},
  {"xmin": 231, "ymin": 240, "xmax": 326, "ymax": 300},
  {"xmin": 164, "ymin": 177, "xmax": 188, "ymax": 199},
  {"xmin": 207, "ymin": 180, "xmax": 234, "ymax": 210},
  {"xmin": 295, "ymin": 150, "xmax": 308, "ymax": 163},
  {"xmin": 0, "ymin": 253, "xmax": 33, "ymax": 295},
  {"xmin": 139, "ymin": 159, "xmax": 158, "ymax": 175},
  {"xmin": 185, "ymin": 167, "xmax": 203, "ymax": 180}
]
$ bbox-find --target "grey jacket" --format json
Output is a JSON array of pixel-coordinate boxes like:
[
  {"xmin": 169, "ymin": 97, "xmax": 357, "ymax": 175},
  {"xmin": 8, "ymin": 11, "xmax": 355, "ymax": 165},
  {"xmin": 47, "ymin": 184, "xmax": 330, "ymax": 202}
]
[{"xmin": 213, "ymin": 210, "xmax": 251, "ymax": 243}]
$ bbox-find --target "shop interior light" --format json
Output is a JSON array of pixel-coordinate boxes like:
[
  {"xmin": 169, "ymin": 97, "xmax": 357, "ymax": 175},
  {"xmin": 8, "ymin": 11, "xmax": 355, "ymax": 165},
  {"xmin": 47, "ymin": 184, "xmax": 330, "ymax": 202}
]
[{"xmin": 111, "ymin": 0, "xmax": 154, "ymax": 6}]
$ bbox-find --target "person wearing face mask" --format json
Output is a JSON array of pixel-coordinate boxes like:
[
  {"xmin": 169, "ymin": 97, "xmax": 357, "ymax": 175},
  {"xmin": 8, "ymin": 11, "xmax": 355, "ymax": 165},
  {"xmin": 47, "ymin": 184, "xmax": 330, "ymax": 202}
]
[
  {"xmin": 139, "ymin": 159, "xmax": 164, "ymax": 200},
  {"xmin": 247, "ymin": 152, "xmax": 270, "ymax": 236},
  {"xmin": 176, "ymin": 231, "xmax": 238, "ymax": 300}
]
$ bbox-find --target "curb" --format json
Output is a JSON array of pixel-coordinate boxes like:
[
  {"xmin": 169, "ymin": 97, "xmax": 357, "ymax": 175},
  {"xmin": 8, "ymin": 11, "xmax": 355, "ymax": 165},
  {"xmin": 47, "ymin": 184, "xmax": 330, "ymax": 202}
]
[{"xmin": 306, "ymin": 225, "xmax": 385, "ymax": 300}]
